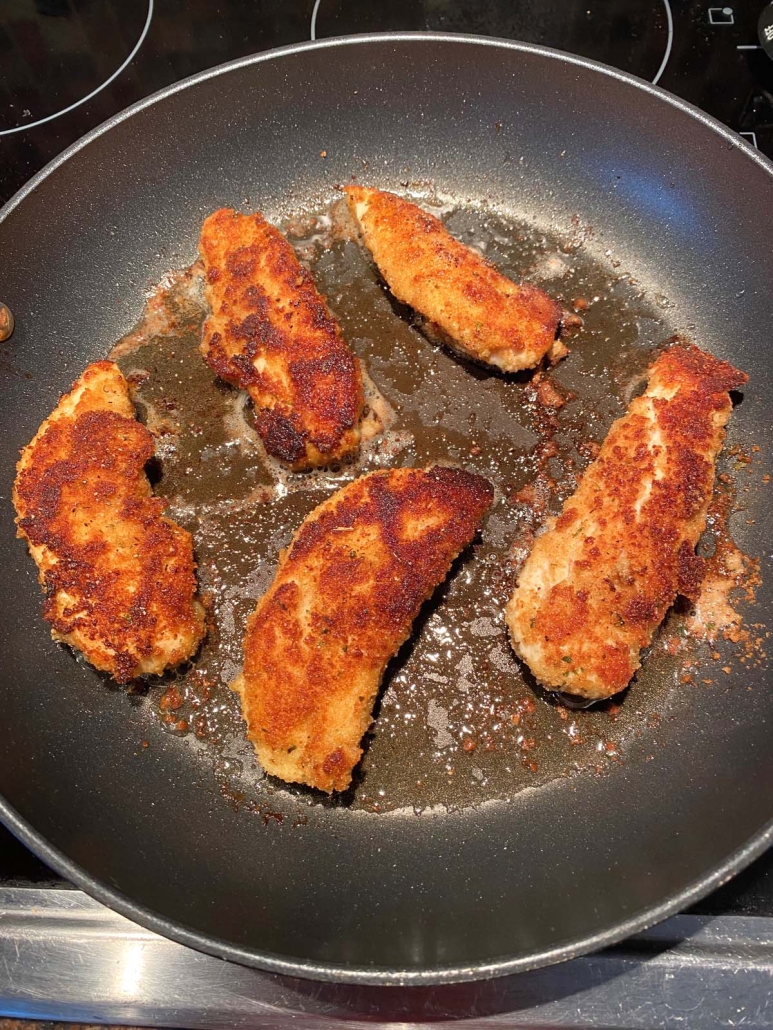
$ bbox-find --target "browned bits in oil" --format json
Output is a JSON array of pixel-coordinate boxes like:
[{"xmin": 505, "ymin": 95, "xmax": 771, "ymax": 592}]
[
  {"xmin": 685, "ymin": 479, "xmax": 763, "ymax": 663},
  {"xmin": 577, "ymin": 438, "xmax": 601, "ymax": 461},
  {"xmin": 126, "ymin": 369, "xmax": 151, "ymax": 388},
  {"xmin": 106, "ymin": 193, "xmax": 763, "ymax": 817},
  {"xmin": 0, "ymin": 302, "xmax": 14, "ymax": 342},
  {"xmin": 162, "ymin": 713, "xmax": 188, "ymax": 733},
  {"xmin": 511, "ymin": 483, "xmax": 536, "ymax": 505},
  {"xmin": 159, "ymin": 686, "xmax": 184, "ymax": 711},
  {"xmin": 535, "ymin": 375, "xmax": 566, "ymax": 411},
  {"xmin": 561, "ymin": 311, "xmax": 584, "ymax": 331}
]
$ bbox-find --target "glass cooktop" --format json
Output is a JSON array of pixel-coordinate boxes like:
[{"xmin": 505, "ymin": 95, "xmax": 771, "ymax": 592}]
[
  {"xmin": 0, "ymin": 0, "xmax": 772, "ymax": 208},
  {"xmin": 1, "ymin": 0, "xmax": 772, "ymax": 916}
]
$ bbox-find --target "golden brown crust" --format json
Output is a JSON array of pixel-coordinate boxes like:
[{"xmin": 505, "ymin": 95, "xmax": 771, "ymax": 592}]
[
  {"xmin": 233, "ymin": 466, "xmax": 494, "ymax": 792},
  {"xmin": 345, "ymin": 186, "xmax": 562, "ymax": 372},
  {"xmin": 506, "ymin": 344, "xmax": 747, "ymax": 700},
  {"xmin": 199, "ymin": 208, "xmax": 365, "ymax": 470},
  {"xmin": 13, "ymin": 361, "xmax": 206, "ymax": 682}
]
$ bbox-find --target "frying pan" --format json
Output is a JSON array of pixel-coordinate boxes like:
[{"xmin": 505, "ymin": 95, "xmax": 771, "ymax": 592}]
[{"xmin": 1, "ymin": 34, "xmax": 772, "ymax": 986}]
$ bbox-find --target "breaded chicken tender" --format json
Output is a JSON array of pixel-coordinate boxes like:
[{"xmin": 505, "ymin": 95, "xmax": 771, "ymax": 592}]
[
  {"xmin": 13, "ymin": 361, "xmax": 206, "ymax": 682},
  {"xmin": 232, "ymin": 466, "xmax": 494, "ymax": 792},
  {"xmin": 199, "ymin": 208, "xmax": 365, "ymax": 470},
  {"xmin": 506, "ymin": 344, "xmax": 747, "ymax": 700},
  {"xmin": 345, "ymin": 186, "xmax": 563, "ymax": 372}
]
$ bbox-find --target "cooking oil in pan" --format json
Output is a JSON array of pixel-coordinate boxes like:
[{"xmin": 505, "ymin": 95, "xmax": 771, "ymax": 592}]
[{"xmin": 111, "ymin": 194, "xmax": 755, "ymax": 817}]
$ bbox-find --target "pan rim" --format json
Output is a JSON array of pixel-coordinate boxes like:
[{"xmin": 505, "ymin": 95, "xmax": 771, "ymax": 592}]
[
  {"xmin": 4, "ymin": 793, "xmax": 773, "ymax": 985},
  {"xmin": 1, "ymin": 30, "xmax": 772, "ymax": 232},
  {"xmin": 2, "ymin": 31, "xmax": 773, "ymax": 987}
]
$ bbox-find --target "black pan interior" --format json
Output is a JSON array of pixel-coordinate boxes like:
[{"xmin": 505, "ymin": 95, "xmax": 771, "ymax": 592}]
[{"xmin": 0, "ymin": 36, "xmax": 772, "ymax": 984}]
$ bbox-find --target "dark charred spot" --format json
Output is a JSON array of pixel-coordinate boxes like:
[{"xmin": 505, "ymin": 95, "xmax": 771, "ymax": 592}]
[
  {"xmin": 322, "ymin": 748, "xmax": 345, "ymax": 774},
  {"xmin": 676, "ymin": 541, "xmax": 706, "ymax": 601},
  {"xmin": 256, "ymin": 409, "xmax": 307, "ymax": 465},
  {"xmin": 622, "ymin": 595, "xmax": 658, "ymax": 624}
]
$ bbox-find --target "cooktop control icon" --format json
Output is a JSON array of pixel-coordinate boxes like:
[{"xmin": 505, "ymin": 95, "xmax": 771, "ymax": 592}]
[{"xmin": 760, "ymin": 3, "xmax": 773, "ymax": 59}]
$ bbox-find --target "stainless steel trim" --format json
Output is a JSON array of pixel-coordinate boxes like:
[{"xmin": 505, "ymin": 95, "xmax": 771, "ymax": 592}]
[{"xmin": 1, "ymin": 888, "xmax": 772, "ymax": 1028}]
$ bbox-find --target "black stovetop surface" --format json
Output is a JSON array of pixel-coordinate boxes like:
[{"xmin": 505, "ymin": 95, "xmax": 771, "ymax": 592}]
[
  {"xmin": 1, "ymin": 0, "xmax": 772, "ymax": 208},
  {"xmin": 1, "ymin": 0, "xmax": 772, "ymax": 919}
]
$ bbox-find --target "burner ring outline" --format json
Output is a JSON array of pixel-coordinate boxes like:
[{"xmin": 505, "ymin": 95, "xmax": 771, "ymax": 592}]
[
  {"xmin": 0, "ymin": 0, "xmax": 154, "ymax": 137},
  {"xmin": 310, "ymin": 0, "xmax": 323, "ymax": 41},
  {"xmin": 310, "ymin": 0, "xmax": 674, "ymax": 85},
  {"xmin": 652, "ymin": 0, "xmax": 674, "ymax": 86}
]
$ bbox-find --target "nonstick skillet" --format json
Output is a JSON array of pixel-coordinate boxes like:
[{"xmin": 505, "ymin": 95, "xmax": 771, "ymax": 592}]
[{"xmin": 1, "ymin": 34, "xmax": 772, "ymax": 986}]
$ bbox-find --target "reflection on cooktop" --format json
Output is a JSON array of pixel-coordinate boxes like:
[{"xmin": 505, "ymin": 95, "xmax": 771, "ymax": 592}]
[{"xmin": 312, "ymin": 0, "xmax": 672, "ymax": 83}]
